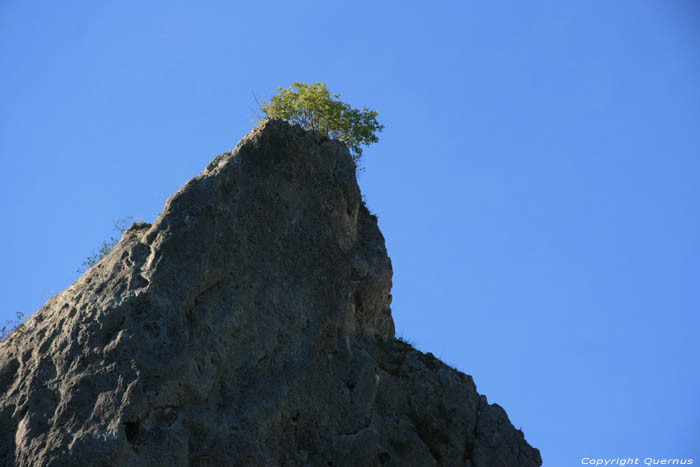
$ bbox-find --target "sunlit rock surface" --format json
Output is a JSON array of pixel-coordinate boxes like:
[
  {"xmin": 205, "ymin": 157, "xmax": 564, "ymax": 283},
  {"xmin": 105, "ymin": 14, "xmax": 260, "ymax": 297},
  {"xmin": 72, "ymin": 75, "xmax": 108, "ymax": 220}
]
[{"xmin": 0, "ymin": 120, "xmax": 541, "ymax": 466}]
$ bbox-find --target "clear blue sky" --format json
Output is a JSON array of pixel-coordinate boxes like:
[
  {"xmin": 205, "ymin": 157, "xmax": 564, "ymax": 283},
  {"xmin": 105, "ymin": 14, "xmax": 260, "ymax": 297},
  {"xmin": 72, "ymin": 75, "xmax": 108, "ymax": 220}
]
[{"xmin": 2, "ymin": 1, "xmax": 698, "ymax": 464}]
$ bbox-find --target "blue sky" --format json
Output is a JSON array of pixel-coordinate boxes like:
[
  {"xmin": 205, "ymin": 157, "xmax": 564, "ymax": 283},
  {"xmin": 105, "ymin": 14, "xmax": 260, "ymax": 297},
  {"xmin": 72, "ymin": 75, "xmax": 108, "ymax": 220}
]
[{"xmin": 2, "ymin": 1, "xmax": 699, "ymax": 464}]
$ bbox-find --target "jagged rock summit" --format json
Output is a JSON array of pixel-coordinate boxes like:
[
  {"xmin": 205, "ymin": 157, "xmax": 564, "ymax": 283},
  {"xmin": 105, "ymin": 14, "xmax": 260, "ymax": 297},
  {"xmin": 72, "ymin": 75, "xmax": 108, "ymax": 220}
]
[{"xmin": 0, "ymin": 120, "xmax": 541, "ymax": 466}]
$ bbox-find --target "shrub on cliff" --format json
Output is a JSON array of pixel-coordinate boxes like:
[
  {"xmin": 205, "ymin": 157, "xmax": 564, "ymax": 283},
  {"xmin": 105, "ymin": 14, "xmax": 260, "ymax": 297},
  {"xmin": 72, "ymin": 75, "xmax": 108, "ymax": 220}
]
[
  {"xmin": 259, "ymin": 81, "xmax": 384, "ymax": 161},
  {"xmin": 0, "ymin": 312, "xmax": 25, "ymax": 342},
  {"xmin": 77, "ymin": 217, "xmax": 136, "ymax": 273}
]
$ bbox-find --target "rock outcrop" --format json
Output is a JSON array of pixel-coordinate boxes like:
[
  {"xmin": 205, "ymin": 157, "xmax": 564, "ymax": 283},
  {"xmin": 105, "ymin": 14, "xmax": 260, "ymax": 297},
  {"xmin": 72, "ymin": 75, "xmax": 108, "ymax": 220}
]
[{"xmin": 0, "ymin": 120, "xmax": 541, "ymax": 466}]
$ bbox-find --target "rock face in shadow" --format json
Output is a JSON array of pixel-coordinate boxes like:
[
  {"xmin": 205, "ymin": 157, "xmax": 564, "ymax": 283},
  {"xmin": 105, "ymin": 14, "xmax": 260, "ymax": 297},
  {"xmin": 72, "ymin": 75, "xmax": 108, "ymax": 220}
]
[{"xmin": 0, "ymin": 120, "xmax": 541, "ymax": 466}]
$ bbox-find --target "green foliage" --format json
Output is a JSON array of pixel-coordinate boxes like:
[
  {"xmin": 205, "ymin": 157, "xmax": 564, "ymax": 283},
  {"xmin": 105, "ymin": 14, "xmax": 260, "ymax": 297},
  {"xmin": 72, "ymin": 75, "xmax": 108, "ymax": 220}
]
[
  {"xmin": 77, "ymin": 217, "xmax": 135, "ymax": 273},
  {"xmin": 1, "ymin": 312, "xmax": 25, "ymax": 342},
  {"xmin": 259, "ymin": 81, "xmax": 384, "ymax": 161}
]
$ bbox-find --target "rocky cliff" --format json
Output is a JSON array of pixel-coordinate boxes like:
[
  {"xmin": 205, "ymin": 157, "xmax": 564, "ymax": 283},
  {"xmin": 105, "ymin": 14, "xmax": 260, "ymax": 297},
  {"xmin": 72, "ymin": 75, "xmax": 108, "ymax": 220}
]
[{"xmin": 0, "ymin": 120, "xmax": 541, "ymax": 466}]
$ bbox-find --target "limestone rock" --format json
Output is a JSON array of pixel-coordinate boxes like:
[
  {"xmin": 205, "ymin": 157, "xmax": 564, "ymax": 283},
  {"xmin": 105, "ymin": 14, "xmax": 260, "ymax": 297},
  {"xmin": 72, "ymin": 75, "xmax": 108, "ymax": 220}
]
[{"xmin": 0, "ymin": 119, "xmax": 541, "ymax": 466}]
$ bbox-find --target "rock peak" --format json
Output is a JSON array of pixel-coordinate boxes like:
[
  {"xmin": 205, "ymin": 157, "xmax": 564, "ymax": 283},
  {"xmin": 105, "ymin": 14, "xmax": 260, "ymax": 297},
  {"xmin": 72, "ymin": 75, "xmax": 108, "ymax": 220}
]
[{"xmin": 0, "ymin": 120, "xmax": 540, "ymax": 466}]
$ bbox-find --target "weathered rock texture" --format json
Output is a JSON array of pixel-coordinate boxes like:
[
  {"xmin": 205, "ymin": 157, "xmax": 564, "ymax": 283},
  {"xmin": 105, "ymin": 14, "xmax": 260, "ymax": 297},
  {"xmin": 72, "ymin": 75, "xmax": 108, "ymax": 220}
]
[{"xmin": 0, "ymin": 120, "xmax": 541, "ymax": 466}]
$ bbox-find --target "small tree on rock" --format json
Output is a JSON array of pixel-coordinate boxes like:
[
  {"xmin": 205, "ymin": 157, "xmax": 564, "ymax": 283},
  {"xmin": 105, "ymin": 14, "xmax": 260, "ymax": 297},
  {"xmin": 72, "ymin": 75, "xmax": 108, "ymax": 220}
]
[{"xmin": 259, "ymin": 81, "xmax": 384, "ymax": 162}]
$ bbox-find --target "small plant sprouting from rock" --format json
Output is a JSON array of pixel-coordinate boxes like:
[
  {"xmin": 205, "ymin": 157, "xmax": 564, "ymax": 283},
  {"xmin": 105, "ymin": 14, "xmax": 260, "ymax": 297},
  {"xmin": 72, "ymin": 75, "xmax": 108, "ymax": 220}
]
[
  {"xmin": 258, "ymin": 81, "xmax": 384, "ymax": 163},
  {"xmin": 396, "ymin": 335, "xmax": 415, "ymax": 347},
  {"xmin": 1, "ymin": 312, "xmax": 25, "ymax": 342},
  {"xmin": 77, "ymin": 217, "xmax": 136, "ymax": 273}
]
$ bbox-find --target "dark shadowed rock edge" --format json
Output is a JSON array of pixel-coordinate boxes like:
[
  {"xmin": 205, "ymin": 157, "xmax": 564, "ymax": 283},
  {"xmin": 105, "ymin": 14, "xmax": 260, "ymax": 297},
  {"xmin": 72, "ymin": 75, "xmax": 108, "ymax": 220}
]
[{"xmin": 0, "ymin": 120, "xmax": 541, "ymax": 467}]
